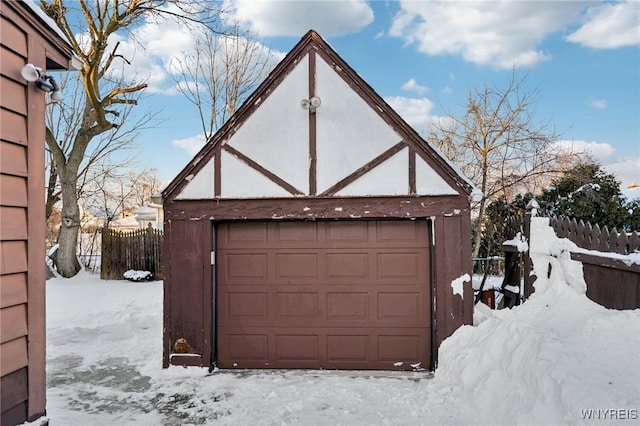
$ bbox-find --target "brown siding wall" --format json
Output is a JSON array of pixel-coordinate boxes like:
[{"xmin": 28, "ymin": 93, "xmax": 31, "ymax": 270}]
[
  {"xmin": 1, "ymin": 1, "xmax": 72, "ymax": 423},
  {"xmin": 163, "ymin": 219, "xmax": 213, "ymax": 367},
  {"xmin": 432, "ymin": 214, "xmax": 473, "ymax": 366},
  {"xmin": 164, "ymin": 197, "xmax": 473, "ymax": 370}
]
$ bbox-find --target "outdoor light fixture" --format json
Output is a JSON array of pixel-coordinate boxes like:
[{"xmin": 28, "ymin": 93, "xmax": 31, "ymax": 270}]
[
  {"xmin": 300, "ymin": 96, "xmax": 321, "ymax": 113},
  {"xmin": 21, "ymin": 63, "xmax": 64, "ymax": 102}
]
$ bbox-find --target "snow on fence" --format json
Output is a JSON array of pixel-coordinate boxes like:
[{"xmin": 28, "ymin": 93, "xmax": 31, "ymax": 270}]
[
  {"xmin": 504, "ymin": 210, "xmax": 639, "ymax": 310},
  {"xmin": 550, "ymin": 216, "xmax": 640, "ymax": 255},
  {"xmin": 101, "ymin": 226, "xmax": 163, "ymax": 280}
]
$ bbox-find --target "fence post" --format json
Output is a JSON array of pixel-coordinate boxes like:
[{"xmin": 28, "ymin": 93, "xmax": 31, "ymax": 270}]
[{"xmin": 523, "ymin": 198, "xmax": 538, "ymax": 299}]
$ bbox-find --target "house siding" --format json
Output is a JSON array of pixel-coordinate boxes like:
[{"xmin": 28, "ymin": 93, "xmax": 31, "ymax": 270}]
[{"xmin": 1, "ymin": 1, "xmax": 74, "ymax": 423}]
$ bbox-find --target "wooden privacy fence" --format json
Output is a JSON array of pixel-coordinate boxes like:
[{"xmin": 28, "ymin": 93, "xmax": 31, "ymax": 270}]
[
  {"xmin": 101, "ymin": 226, "xmax": 163, "ymax": 280},
  {"xmin": 550, "ymin": 216, "xmax": 640, "ymax": 254},
  {"xmin": 502, "ymin": 209, "xmax": 639, "ymax": 310},
  {"xmin": 550, "ymin": 216, "xmax": 640, "ymax": 310}
]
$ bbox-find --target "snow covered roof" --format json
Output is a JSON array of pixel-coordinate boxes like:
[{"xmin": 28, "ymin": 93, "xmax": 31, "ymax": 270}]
[{"xmin": 20, "ymin": 0, "xmax": 83, "ymax": 70}]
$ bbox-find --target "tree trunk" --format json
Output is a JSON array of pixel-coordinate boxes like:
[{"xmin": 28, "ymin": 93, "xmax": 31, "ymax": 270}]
[
  {"xmin": 55, "ymin": 168, "xmax": 81, "ymax": 277},
  {"xmin": 471, "ymin": 198, "xmax": 486, "ymax": 259}
]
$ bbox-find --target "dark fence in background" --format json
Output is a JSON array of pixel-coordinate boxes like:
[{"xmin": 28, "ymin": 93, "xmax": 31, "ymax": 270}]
[
  {"xmin": 502, "ymin": 210, "xmax": 639, "ymax": 310},
  {"xmin": 101, "ymin": 226, "xmax": 163, "ymax": 280}
]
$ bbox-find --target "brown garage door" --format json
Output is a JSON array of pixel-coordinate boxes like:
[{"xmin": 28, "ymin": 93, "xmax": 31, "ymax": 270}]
[{"xmin": 216, "ymin": 220, "xmax": 431, "ymax": 370}]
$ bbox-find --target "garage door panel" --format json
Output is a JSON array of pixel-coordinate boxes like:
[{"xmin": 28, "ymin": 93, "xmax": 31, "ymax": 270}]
[
  {"xmin": 326, "ymin": 292, "xmax": 369, "ymax": 319},
  {"xmin": 225, "ymin": 292, "xmax": 268, "ymax": 318},
  {"xmin": 276, "ymin": 292, "xmax": 318, "ymax": 318},
  {"xmin": 326, "ymin": 252, "xmax": 369, "ymax": 279},
  {"xmin": 377, "ymin": 252, "xmax": 420, "ymax": 278},
  {"xmin": 217, "ymin": 220, "xmax": 431, "ymax": 370},
  {"xmin": 377, "ymin": 334, "xmax": 425, "ymax": 363},
  {"xmin": 327, "ymin": 334, "xmax": 369, "ymax": 362},
  {"xmin": 275, "ymin": 253, "xmax": 318, "ymax": 279},
  {"xmin": 222, "ymin": 222, "xmax": 268, "ymax": 247},
  {"xmin": 273, "ymin": 222, "xmax": 318, "ymax": 243},
  {"xmin": 325, "ymin": 221, "xmax": 369, "ymax": 242},
  {"xmin": 221, "ymin": 252, "xmax": 269, "ymax": 281},
  {"xmin": 377, "ymin": 292, "xmax": 420, "ymax": 318},
  {"xmin": 222, "ymin": 333, "xmax": 269, "ymax": 362},
  {"xmin": 276, "ymin": 335, "xmax": 319, "ymax": 361},
  {"xmin": 376, "ymin": 220, "xmax": 425, "ymax": 243}
]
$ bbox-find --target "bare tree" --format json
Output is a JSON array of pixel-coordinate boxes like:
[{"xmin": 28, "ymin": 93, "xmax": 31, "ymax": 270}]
[
  {"xmin": 168, "ymin": 25, "xmax": 275, "ymax": 139},
  {"xmin": 428, "ymin": 72, "xmax": 563, "ymax": 258},
  {"xmin": 127, "ymin": 168, "xmax": 163, "ymax": 207},
  {"xmin": 40, "ymin": 0, "xmax": 226, "ymax": 277},
  {"xmin": 44, "ymin": 71, "xmax": 158, "ymax": 273}
]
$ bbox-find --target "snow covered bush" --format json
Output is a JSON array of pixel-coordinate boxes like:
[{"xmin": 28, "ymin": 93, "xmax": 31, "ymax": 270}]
[{"xmin": 123, "ymin": 270, "xmax": 153, "ymax": 282}]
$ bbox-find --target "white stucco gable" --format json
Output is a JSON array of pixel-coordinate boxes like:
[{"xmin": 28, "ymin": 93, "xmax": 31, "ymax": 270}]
[{"xmin": 167, "ymin": 31, "xmax": 471, "ymax": 202}]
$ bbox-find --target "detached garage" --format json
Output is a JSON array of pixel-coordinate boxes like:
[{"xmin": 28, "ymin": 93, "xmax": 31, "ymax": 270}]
[{"xmin": 162, "ymin": 30, "xmax": 476, "ymax": 371}]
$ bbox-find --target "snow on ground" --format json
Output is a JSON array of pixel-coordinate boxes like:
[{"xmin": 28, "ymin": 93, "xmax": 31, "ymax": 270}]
[{"xmin": 43, "ymin": 218, "xmax": 639, "ymax": 425}]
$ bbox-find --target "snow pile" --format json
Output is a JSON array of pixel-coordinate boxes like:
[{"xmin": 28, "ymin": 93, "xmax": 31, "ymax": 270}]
[
  {"xmin": 42, "ymin": 219, "xmax": 640, "ymax": 425},
  {"xmin": 450, "ymin": 273, "xmax": 470, "ymax": 299},
  {"xmin": 123, "ymin": 269, "xmax": 153, "ymax": 281},
  {"xmin": 435, "ymin": 217, "xmax": 640, "ymax": 425},
  {"xmin": 503, "ymin": 231, "xmax": 529, "ymax": 252}
]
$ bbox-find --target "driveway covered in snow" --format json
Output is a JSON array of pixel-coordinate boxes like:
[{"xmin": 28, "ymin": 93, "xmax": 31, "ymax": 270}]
[{"xmin": 45, "ymin": 219, "xmax": 639, "ymax": 424}]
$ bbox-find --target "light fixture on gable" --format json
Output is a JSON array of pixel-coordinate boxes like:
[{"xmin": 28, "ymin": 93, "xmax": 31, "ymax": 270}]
[
  {"xmin": 20, "ymin": 63, "xmax": 64, "ymax": 102},
  {"xmin": 300, "ymin": 96, "xmax": 321, "ymax": 113}
]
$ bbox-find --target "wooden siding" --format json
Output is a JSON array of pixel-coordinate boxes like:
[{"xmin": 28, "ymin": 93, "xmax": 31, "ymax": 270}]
[
  {"xmin": 163, "ymin": 219, "xmax": 213, "ymax": 367},
  {"xmin": 1, "ymin": 207, "xmax": 28, "ymax": 240},
  {"xmin": 1, "ymin": 304, "xmax": 28, "ymax": 344},
  {"xmin": 0, "ymin": 109, "xmax": 28, "ymax": 145},
  {"xmin": 0, "ymin": 174, "xmax": 28, "ymax": 206},
  {"xmin": 1, "ymin": 1, "xmax": 74, "ymax": 422},
  {"xmin": 0, "ymin": 273, "xmax": 28, "ymax": 308},
  {"xmin": 0, "ymin": 10, "xmax": 28, "ymax": 56},
  {"xmin": 1, "ymin": 368, "xmax": 28, "ymax": 424},
  {"xmin": 432, "ymin": 214, "xmax": 473, "ymax": 368},
  {"xmin": 1, "ymin": 141, "xmax": 28, "ymax": 175},
  {"xmin": 0, "ymin": 337, "xmax": 28, "ymax": 376},
  {"xmin": 0, "ymin": 241, "xmax": 28, "ymax": 274}
]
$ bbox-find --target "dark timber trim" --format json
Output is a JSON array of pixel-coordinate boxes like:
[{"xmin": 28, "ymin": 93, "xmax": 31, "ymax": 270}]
[
  {"xmin": 214, "ymin": 150, "xmax": 221, "ymax": 197},
  {"xmin": 166, "ymin": 195, "xmax": 469, "ymax": 221},
  {"xmin": 308, "ymin": 51, "xmax": 317, "ymax": 196},
  {"xmin": 319, "ymin": 141, "xmax": 406, "ymax": 196},
  {"xmin": 222, "ymin": 145, "xmax": 304, "ymax": 196},
  {"xmin": 409, "ymin": 147, "xmax": 416, "ymax": 195}
]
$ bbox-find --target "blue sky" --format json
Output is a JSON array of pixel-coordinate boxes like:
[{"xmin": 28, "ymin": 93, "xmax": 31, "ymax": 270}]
[{"xmin": 97, "ymin": 0, "xmax": 639, "ymax": 189}]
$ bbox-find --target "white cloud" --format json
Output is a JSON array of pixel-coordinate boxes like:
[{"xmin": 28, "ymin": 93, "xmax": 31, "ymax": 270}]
[
  {"xmin": 552, "ymin": 140, "xmax": 615, "ymax": 159},
  {"xmin": 588, "ymin": 98, "xmax": 608, "ymax": 109},
  {"xmin": 567, "ymin": 1, "xmax": 640, "ymax": 49},
  {"xmin": 603, "ymin": 157, "xmax": 640, "ymax": 190},
  {"xmin": 171, "ymin": 134, "xmax": 207, "ymax": 156},
  {"xmin": 223, "ymin": 0, "xmax": 374, "ymax": 37},
  {"xmin": 401, "ymin": 78, "xmax": 428, "ymax": 95},
  {"xmin": 384, "ymin": 96, "xmax": 436, "ymax": 133},
  {"xmin": 390, "ymin": 1, "xmax": 588, "ymax": 69},
  {"xmin": 84, "ymin": 4, "xmax": 284, "ymax": 96},
  {"xmin": 552, "ymin": 140, "xmax": 640, "ymax": 190}
]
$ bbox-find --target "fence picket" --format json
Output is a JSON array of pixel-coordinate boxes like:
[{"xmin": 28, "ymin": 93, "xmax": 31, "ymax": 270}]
[{"xmin": 100, "ymin": 227, "xmax": 163, "ymax": 280}]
